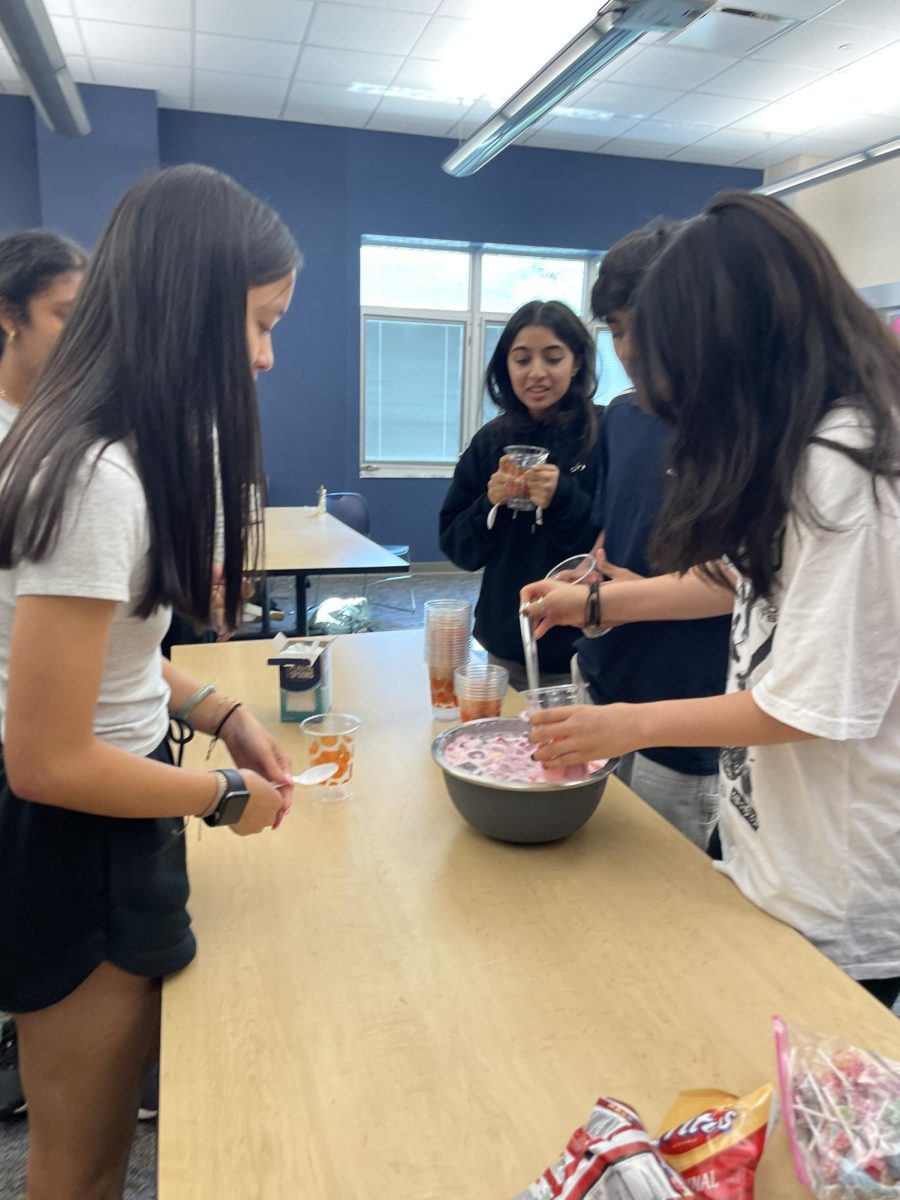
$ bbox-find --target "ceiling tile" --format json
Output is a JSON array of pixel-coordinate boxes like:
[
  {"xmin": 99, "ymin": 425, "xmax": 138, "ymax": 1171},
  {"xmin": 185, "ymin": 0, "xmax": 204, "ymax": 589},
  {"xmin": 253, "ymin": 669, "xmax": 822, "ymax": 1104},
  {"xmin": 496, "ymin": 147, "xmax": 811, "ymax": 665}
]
[
  {"xmin": 607, "ymin": 45, "xmax": 740, "ymax": 90},
  {"xmin": 699, "ymin": 58, "xmax": 823, "ymax": 101},
  {"xmin": 391, "ymin": 57, "xmax": 451, "ymax": 92},
  {"xmin": 46, "ymin": 0, "xmax": 74, "ymax": 13},
  {"xmin": 365, "ymin": 111, "xmax": 454, "ymax": 135},
  {"xmin": 667, "ymin": 145, "xmax": 752, "ymax": 166},
  {"xmin": 286, "ymin": 106, "xmax": 371, "ymax": 128},
  {"xmin": 373, "ymin": 93, "xmax": 468, "ymax": 121},
  {"xmin": 325, "ymin": 0, "xmax": 438, "ymax": 10},
  {"xmin": 825, "ymin": 0, "xmax": 900, "ymax": 31},
  {"xmin": 48, "ymin": 15, "xmax": 84, "ymax": 56},
  {"xmin": 79, "ymin": 20, "xmax": 191, "ymax": 66},
  {"xmin": 753, "ymin": 19, "xmax": 897, "ymax": 70},
  {"xmin": 0, "ymin": 43, "xmax": 19, "ymax": 80},
  {"xmin": 195, "ymin": 33, "xmax": 300, "ymax": 79},
  {"xmin": 677, "ymin": 127, "xmax": 790, "ymax": 160},
  {"xmin": 837, "ymin": 43, "xmax": 900, "ymax": 116},
  {"xmin": 574, "ymin": 80, "xmax": 683, "ymax": 119},
  {"xmin": 287, "ymin": 80, "xmax": 380, "ymax": 115},
  {"xmin": 307, "ymin": 4, "xmax": 430, "ymax": 56},
  {"xmin": 193, "ymin": 97, "xmax": 283, "ymax": 120},
  {"xmin": 437, "ymin": 0, "xmax": 480, "ymax": 12},
  {"xmin": 193, "ymin": 70, "xmax": 290, "ymax": 111},
  {"xmin": 411, "ymin": 15, "xmax": 466, "ymax": 59},
  {"xmin": 599, "ymin": 139, "xmax": 685, "ymax": 159},
  {"xmin": 90, "ymin": 59, "xmax": 191, "ymax": 105},
  {"xmin": 620, "ymin": 117, "xmax": 714, "ymax": 147},
  {"xmin": 543, "ymin": 113, "xmax": 638, "ymax": 139},
  {"xmin": 525, "ymin": 131, "xmax": 601, "ymax": 152},
  {"xmin": 196, "ymin": 0, "xmax": 313, "ymax": 42},
  {"xmin": 655, "ymin": 92, "xmax": 765, "ymax": 125},
  {"xmin": 74, "ymin": 0, "xmax": 191, "ymax": 28},
  {"xmin": 64, "ymin": 54, "xmax": 93, "ymax": 83},
  {"xmin": 811, "ymin": 112, "xmax": 900, "ymax": 147},
  {"xmin": 296, "ymin": 46, "xmax": 402, "ymax": 88}
]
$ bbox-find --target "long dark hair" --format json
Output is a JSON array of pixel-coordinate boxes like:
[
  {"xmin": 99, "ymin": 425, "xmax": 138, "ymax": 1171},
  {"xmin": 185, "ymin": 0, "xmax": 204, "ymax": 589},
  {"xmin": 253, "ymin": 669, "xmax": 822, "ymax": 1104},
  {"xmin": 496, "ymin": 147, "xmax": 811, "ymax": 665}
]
[
  {"xmin": 0, "ymin": 164, "xmax": 301, "ymax": 628},
  {"xmin": 634, "ymin": 191, "xmax": 900, "ymax": 597},
  {"xmin": 0, "ymin": 229, "xmax": 86, "ymax": 355},
  {"xmin": 486, "ymin": 300, "xmax": 597, "ymax": 457},
  {"xmin": 590, "ymin": 219, "xmax": 680, "ymax": 321}
]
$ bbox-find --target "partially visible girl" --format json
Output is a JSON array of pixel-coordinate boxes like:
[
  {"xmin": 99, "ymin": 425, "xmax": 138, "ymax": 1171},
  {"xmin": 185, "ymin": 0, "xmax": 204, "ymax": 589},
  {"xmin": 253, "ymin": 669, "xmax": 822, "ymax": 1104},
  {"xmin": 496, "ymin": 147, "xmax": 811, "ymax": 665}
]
[
  {"xmin": 0, "ymin": 165, "xmax": 300, "ymax": 1198},
  {"xmin": 522, "ymin": 193, "xmax": 900, "ymax": 1007},
  {"xmin": 439, "ymin": 301, "xmax": 600, "ymax": 689}
]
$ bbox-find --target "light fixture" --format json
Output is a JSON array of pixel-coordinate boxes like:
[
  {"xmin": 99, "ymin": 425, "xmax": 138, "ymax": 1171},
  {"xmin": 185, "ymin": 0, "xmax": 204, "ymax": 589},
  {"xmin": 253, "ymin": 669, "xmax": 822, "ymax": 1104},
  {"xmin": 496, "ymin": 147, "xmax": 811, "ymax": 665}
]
[
  {"xmin": 755, "ymin": 137, "xmax": 900, "ymax": 198},
  {"xmin": 441, "ymin": 0, "xmax": 714, "ymax": 178},
  {"xmin": 0, "ymin": 0, "xmax": 89, "ymax": 137}
]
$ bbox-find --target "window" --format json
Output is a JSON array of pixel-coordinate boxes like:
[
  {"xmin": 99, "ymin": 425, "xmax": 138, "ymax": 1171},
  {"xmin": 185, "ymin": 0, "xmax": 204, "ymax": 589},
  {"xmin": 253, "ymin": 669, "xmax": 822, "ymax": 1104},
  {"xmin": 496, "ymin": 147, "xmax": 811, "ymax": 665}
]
[{"xmin": 360, "ymin": 238, "xmax": 613, "ymax": 478}]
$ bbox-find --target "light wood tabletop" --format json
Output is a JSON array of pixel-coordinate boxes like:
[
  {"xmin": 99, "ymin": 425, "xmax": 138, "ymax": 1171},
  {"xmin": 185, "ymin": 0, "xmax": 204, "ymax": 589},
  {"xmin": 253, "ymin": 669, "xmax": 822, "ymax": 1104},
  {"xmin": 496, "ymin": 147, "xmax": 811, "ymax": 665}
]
[
  {"xmin": 263, "ymin": 506, "xmax": 410, "ymax": 576},
  {"xmin": 163, "ymin": 630, "xmax": 900, "ymax": 1200}
]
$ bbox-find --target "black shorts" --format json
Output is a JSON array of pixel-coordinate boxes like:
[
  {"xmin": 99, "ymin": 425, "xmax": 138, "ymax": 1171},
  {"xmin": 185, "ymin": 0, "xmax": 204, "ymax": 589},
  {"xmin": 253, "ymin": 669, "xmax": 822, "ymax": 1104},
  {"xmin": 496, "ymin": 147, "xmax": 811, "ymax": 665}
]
[{"xmin": 0, "ymin": 738, "xmax": 196, "ymax": 1012}]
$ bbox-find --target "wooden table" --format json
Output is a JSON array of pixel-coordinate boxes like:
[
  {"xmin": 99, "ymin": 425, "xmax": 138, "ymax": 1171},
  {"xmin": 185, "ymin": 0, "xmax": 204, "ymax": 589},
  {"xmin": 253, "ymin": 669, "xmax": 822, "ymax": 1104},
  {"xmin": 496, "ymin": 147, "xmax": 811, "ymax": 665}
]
[
  {"xmin": 162, "ymin": 631, "xmax": 900, "ymax": 1200},
  {"xmin": 260, "ymin": 507, "xmax": 410, "ymax": 635}
]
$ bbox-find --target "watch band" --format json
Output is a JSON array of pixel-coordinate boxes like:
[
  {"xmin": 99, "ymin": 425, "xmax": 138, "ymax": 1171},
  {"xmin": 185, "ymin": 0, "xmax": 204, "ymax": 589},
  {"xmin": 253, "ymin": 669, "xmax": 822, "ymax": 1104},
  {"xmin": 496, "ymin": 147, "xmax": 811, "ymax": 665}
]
[{"xmin": 203, "ymin": 767, "xmax": 250, "ymax": 828}]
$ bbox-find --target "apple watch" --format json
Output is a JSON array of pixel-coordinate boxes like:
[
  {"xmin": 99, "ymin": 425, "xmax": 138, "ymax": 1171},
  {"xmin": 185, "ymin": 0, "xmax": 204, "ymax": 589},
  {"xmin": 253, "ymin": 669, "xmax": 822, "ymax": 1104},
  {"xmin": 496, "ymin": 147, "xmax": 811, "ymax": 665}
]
[{"xmin": 203, "ymin": 768, "xmax": 250, "ymax": 828}]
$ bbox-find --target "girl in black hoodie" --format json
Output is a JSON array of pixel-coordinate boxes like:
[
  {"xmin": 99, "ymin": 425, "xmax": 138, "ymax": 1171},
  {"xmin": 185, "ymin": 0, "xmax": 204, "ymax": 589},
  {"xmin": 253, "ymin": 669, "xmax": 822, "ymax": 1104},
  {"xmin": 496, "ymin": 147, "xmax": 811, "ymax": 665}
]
[{"xmin": 439, "ymin": 301, "xmax": 600, "ymax": 688}]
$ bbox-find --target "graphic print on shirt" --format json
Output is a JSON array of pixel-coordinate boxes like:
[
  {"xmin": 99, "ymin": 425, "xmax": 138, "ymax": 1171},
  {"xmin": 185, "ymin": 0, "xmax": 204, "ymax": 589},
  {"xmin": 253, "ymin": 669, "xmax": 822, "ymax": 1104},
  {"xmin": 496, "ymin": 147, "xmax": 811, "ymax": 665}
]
[{"xmin": 721, "ymin": 578, "xmax": 778, "ymax": 832}]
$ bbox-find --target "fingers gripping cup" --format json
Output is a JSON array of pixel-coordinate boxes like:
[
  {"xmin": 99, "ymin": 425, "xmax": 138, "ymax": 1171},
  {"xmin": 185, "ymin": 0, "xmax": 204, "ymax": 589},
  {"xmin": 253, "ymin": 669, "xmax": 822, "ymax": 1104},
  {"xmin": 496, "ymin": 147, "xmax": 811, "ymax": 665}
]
[
  {"xmin": 546, "ymin": 552, "xmax": 601, "ymax": 585},
  {"xmin": 525, "ymin": 682, "xmax": 591, "ymax": 784},
  {"xmin": 454, "ymin": 663, "xmax": 509, "ymax": 723},
  {"xmin": 424, "ymin": 599, "xmax": 472, "ymax": 721},
  {"xmin": 503, "ymin": 444, "xmax": 549, "ymax": 511},
  {"xmin": 300, "ymin": 713, "xmax": 361, "ymax": 802}
]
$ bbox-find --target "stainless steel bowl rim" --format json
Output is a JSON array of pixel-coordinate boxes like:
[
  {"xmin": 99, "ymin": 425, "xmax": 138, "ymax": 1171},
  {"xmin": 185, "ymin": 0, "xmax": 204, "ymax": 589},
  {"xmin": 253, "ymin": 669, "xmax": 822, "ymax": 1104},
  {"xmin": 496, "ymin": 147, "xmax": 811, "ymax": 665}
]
[{"xmin": 431, "ymin": 717, "xmax": 617, "ymax": 793}]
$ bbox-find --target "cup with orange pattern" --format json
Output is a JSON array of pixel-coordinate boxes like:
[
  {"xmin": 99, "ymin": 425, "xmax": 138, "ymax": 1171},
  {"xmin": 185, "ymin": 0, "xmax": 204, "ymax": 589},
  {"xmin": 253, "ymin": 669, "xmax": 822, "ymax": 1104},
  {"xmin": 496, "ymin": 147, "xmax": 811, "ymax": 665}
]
[{"xmin": 300, "ymin": 713, "xmax": 361, "ymax": 802}]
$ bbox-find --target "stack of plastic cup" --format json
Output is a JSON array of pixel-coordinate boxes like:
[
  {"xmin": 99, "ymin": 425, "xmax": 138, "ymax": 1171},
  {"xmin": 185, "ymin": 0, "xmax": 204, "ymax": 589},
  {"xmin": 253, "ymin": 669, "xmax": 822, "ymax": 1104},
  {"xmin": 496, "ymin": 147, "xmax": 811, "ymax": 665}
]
[
  {"xmin": 503, "ymin": 444, "xmax": 550, "ymax": 511},
  {"xmin": 454, "ymin": 663, "xmax": 509, "ymax": 723},
  {"xmin": 424, "ymin": 599, "xmax": 472, "ymax": 720}
]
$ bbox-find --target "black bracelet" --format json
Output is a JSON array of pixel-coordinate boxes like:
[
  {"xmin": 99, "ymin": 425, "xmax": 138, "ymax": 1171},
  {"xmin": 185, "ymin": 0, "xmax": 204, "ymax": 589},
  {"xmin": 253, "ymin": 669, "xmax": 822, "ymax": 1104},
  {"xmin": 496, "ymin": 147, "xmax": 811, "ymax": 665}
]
[
  {"xmin": 584, "ymin": 581, "xmax": 602, "ymax": 631},
  {"xmin": 205, "ymin": 702, "xmax": 242, "ymax": 760}
]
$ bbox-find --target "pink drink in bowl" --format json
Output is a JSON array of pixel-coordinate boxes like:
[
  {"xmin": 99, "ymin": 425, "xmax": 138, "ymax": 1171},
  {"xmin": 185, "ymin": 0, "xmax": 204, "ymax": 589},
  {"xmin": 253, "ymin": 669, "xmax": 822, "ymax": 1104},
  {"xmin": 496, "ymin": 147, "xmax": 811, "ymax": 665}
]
[{"xmin": 503, "ymin": 445, "xmax": 549, "ymax": 511}]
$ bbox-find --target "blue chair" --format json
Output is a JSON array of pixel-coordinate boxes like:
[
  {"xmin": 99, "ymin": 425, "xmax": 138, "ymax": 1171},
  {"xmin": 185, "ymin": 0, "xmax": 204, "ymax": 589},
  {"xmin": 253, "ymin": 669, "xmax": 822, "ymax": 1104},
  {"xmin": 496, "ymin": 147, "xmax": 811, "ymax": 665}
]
[{"xmin": 324, "ymin": 491, "xmax": 415, "ymax": 613}]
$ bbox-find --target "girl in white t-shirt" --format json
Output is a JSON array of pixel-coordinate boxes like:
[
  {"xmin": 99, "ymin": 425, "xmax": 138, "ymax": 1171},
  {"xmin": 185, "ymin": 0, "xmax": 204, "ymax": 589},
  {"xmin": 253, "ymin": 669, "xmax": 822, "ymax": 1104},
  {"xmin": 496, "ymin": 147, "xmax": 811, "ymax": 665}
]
[
  {"xmin": 522, "ymin": 192, "xmax": 900, "ymax": 1007},
  {"xmin": 0, "ymin": 166, "xmax": 301, "ymax": 1197}
]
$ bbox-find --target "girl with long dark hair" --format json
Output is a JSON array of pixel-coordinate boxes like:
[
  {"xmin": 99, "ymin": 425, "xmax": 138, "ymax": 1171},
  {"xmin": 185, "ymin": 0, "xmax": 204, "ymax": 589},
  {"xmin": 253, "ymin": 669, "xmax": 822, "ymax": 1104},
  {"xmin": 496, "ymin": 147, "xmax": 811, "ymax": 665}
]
[
  {"xmin": 440, "ymin": 300, "xmax": 600, "ymax": 687},
  {"xmin": 0, "ymin": 164, "xmax": 301, "ymax": 1196},
  {"xmin": 522, "ymin": 192, "xmax": 900, "ymax": 1005}
]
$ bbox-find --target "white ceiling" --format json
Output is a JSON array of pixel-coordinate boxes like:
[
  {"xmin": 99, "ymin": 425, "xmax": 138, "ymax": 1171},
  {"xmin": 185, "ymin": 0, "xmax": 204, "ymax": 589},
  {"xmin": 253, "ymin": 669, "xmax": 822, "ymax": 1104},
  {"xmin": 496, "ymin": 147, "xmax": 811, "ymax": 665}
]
[{"xmin": 0, "ymin": 0, "xmax": 898, "ymax": 170}]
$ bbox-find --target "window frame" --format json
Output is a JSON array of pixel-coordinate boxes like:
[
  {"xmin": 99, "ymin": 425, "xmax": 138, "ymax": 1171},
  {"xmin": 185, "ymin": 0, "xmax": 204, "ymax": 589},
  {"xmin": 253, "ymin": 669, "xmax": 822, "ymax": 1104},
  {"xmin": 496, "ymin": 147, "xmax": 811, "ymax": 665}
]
[{"xmin": 359, "ymin": 240, "xmax": 605, "ymax": 480}]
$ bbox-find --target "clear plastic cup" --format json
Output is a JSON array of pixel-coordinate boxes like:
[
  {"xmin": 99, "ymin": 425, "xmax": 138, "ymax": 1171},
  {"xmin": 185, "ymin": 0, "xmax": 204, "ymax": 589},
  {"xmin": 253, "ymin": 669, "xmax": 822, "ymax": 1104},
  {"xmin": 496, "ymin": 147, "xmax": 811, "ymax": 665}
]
[
  {"xmin": 424, "ymin": 600, "xmax": 472, "ymax": 719},
  {"xmin": 300, "ymin": 713, "xmax": 361, "ymax": 802},
  {"xmin": 454, "ymin": 663, "xmax": 509, "ymax": 723},
  {"xmin": 525, "ymin": 682, "xmax": 590, "ymax": 713},
  {"xmin": 546, "ymin": 552, "xmax": 601, "ymax": 585},
  {"xmin": 503, "ymin": 444, "xmax": 550, "ymax": 511}
]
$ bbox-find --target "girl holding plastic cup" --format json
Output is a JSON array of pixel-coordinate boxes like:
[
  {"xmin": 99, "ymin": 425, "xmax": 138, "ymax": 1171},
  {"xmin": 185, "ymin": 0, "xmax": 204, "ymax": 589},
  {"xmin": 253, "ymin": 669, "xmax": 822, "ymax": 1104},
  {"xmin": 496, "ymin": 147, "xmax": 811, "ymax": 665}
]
[{"xmin": 439, "ymin": 301, "xmax": 601, "ymax": 690}]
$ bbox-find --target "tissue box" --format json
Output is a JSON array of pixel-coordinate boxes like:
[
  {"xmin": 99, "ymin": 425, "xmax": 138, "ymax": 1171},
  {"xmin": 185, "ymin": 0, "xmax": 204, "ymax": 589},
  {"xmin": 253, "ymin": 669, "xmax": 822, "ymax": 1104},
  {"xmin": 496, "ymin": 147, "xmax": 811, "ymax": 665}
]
[{"xmin": 267, "ymin": 634, "xmax": 335, "ymax": 721}]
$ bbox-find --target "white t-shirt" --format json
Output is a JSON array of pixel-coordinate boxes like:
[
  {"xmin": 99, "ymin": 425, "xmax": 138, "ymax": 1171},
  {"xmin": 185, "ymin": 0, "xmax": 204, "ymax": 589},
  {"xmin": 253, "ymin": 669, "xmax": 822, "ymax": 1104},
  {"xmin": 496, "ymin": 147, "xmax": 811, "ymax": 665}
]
[
  {"xmin": 0, "ymin": 440, "xmax": 171, "ymax": 756},
  {"xmin": 716, "ymin": 408, "xmax": 900, "ymax": 979},
  {"xmin": 0, "ymin": 396, "xmax": 17, "ymax": 440}
]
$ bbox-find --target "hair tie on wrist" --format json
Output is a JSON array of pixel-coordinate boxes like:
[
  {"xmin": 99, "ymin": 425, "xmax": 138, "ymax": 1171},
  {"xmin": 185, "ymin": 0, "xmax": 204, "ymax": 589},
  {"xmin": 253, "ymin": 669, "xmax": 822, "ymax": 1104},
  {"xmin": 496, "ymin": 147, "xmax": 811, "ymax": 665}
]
[{"xmin": 205, "ymin": 702, "xmax": 242, "ymax": 760}]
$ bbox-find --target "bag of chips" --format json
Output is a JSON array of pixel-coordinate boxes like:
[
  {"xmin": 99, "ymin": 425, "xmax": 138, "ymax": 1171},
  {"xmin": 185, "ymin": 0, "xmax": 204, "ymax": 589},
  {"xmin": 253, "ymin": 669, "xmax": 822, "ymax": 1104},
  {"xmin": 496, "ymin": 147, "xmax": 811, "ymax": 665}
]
[{"xmin": 657, "ymin": 1085, "xmax": 777, "ymax": 1200}]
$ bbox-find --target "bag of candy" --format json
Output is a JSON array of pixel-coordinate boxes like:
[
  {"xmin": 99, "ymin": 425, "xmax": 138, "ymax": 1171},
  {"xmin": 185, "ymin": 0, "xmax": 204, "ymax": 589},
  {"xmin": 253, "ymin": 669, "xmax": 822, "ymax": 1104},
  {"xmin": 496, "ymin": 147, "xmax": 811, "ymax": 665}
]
[
  {"xmin": 513, "ymin": 1096, "xmax": 694, "ymax": 1199},
  {"xmin": 773, "ymin": 1015, "xmax": 900, "ymax": 1199},
  {"xmin": 657, "ymin": 1085, "xmax": 777, "ymax": 1200}
]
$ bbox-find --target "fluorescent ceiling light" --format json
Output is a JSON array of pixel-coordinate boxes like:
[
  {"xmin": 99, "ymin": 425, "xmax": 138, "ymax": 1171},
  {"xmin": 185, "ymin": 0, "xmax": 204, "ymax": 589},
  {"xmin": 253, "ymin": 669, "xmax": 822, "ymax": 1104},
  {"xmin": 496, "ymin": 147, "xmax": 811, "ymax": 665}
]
[
  {"xmin": 0, "ymin": 0, "xmax": 89, "ymax": 136},
  {"xmin": 442, "ymin": 0, "xmax": 714, "ymax": 178},
  {"xmin": 756, "ymin": 138, "xmax": 900, "ymax": 198}
]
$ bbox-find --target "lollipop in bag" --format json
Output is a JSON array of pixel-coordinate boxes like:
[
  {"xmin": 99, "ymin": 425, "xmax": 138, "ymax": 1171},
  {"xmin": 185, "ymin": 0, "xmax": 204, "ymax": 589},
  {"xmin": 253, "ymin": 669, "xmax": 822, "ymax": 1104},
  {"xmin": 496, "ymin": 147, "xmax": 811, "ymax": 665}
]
[{"xmin": 773, "ymin": 1015, "xmax": 900, "ymax": 1199}]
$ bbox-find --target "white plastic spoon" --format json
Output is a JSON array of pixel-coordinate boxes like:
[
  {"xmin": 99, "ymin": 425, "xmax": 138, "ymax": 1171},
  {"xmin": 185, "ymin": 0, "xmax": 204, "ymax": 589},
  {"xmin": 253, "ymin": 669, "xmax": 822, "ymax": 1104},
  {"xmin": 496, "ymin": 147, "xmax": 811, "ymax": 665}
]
[{"xmin": 273, "ymin": 763, "xmax": 339, "ymax": 789}]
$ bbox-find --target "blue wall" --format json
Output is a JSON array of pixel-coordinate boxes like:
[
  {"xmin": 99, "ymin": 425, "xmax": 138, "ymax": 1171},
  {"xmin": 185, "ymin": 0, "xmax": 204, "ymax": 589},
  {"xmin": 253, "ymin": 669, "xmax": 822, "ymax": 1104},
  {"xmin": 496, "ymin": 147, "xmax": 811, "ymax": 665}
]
[
  {"xmin": 0, "ymin": 97, "xmax": 41, "ymax": 230},
  {"xmin": 1, "ymin": 88, "xmax": 760, "ymax": 560}
]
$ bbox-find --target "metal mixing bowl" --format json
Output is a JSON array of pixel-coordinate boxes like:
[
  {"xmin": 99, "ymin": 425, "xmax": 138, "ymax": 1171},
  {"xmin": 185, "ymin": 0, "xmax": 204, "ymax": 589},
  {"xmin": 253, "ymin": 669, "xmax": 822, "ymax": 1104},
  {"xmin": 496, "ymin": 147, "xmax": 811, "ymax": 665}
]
[{"xmin": 432, "ymin": 717, "xmax": 617, "ymax": 844}]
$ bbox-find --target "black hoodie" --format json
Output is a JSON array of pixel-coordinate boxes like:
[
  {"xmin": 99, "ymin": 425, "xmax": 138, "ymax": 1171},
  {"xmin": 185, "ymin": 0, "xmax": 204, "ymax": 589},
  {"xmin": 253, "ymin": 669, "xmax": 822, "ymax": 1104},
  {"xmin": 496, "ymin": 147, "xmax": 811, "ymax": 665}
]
[{"xmin": 439, "ymin": 416, "xmax": 600, "ymax": 674}]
